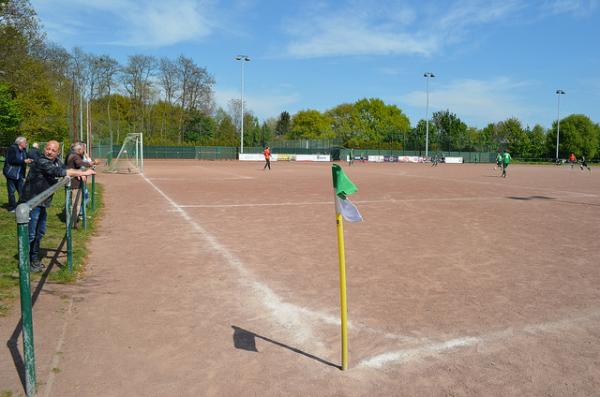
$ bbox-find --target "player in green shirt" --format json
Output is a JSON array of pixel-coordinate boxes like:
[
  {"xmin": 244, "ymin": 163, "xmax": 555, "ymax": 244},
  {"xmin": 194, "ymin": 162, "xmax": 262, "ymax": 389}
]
[
  {"xmin": 502, "ymin": 150, "xmax": 511, "ymax": 178},
  {"xmin": 495, "ymin": 152, "xmax": 503, "ymax": 171}
]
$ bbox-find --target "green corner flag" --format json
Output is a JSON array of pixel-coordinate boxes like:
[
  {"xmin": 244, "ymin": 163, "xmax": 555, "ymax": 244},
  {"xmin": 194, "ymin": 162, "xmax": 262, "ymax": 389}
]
[
  {"xmin": 331, "ymin": 163, "xmax": 363, "ymax": 370},
  {"xmin": 332, "ymin": 164, "xmax": 363, "ymax": 222}
]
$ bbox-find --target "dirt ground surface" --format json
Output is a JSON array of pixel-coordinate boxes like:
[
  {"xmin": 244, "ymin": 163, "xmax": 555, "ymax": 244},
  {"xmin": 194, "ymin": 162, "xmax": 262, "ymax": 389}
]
[{"xmin": 2, "ymin": 160, "xmax": 600, "ymax": 396}]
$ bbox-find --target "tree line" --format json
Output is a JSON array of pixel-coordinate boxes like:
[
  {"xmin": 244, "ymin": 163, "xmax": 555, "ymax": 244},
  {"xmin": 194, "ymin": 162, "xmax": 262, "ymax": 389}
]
[{"xmin": 1, "ymin": 0, "xmax": 599, "ymax": 159}]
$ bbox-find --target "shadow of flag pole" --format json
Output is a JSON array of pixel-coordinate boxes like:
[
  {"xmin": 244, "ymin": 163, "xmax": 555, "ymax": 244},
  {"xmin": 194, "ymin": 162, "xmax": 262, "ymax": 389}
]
[{"xmin": 331, "ymin": 164, "xmax": 363, "ymax": 371}]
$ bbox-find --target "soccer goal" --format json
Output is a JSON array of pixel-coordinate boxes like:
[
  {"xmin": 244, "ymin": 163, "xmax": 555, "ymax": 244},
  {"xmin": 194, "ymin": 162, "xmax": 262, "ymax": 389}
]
[{"xmin": 105, "ymin": 133, "xmax": 144, "ymax": 174}]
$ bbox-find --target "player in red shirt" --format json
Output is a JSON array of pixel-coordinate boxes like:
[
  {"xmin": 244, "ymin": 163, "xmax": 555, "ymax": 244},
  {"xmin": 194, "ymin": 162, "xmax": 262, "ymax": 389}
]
[
  {"xmin": 569, "ymin": 152, "xmax": 576, "ymax": 169},
  {"xmin": 263, "ymin": 146, "xmax": 271, "ymax": 170}
]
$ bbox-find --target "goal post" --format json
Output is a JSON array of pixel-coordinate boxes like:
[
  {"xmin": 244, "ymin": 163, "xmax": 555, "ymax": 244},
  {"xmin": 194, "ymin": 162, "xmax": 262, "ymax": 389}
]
[{"xmin": 104, "ymin": 133, "xmax": 143, "ymax": 174}]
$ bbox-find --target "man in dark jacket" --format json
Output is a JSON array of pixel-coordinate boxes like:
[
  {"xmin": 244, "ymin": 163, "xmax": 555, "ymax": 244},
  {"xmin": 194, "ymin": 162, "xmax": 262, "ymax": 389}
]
[
  {"xmin": 23, "ymin": 140, "xmax": 95, "ymax": 271},
  {"xmin": 27, "ymin": 142, "xmax": 42, "ymax": 161},
  {"xmin": 3, "ymin": 136, "xmax": 33, "ymax": 211}
]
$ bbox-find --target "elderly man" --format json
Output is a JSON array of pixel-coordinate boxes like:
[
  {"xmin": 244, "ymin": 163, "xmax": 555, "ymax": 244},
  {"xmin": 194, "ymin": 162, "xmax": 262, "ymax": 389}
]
[
  {"xmin": 27, "ymin": 142, "xmax": 42, "ymax": 161},
  {"xmin": 22, "ymin": 140, "xmax": 95, "ymax": 272},
  {"xmin": 3, "ymin": 136, "xmax": 33, "ymax": 212},
  {"xmin": 66, "ymin": 142, "xmax": 99, "ymax": 225}
]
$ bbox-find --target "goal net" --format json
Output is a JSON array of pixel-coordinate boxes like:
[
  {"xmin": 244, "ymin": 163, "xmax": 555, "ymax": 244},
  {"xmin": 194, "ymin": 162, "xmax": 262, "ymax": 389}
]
[{"xmin": 104, "ymin": 133, "xmax": 144, "ymax": 174}]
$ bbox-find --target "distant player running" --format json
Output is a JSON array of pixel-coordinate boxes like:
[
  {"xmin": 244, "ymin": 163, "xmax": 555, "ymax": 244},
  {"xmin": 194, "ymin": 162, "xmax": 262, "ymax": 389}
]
[
  {"xmin": 580, "ymin": 156, "xmax": 591, "ymax": 172},
  {"xmin": 501, "ymin": 150, "xmax": 511, "ymax": 178},
  {"xmin": 569, "ymin": 152, "xmax": 576, "ymax": 169},
  {"xmin": 495, "ymin": 152, "xmax": 503, "ymax": 171}
]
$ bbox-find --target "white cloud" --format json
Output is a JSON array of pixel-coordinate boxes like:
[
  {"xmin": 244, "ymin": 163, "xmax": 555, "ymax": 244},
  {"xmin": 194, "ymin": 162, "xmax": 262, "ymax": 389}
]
[
  {"xmin": 284, "ymin": 3, "xmax": 438, "ymax": 58},
  {"xmin": 400, "ymin": 77, "xmax": 541, "ymax": 126},
  {"xmin": 115, "ymin": 1, "xmax": 213, "ymax": 47},
  {"xmin": 214, "ymin": 88, "xmax": 300, "ymax": 120},
  {"xmin": 377, "ymin": 67, "xmax": 405, "ymax": 76},
  {"xmin": 435, "ymin": 0, "xmax": 523, "ymax": 44},
  {"xmin": 541, "ymin": 0, "xmax": 598, "ymax": 16},
  {"xmin": 281, "ymin": 0, "xmax": 595, "ymax": 59},
  {"xmin": 33, "ymin": 0, "xmax": 216, "ymax": 47},
  {"xmin": 282, "ymin": 1, "xmax": 524, "ymax": 59}
]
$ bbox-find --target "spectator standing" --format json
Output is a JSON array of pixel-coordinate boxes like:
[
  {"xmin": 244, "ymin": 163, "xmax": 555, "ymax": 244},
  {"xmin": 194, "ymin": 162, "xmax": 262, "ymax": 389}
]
[
  {"xmin": 27, "ymin": 142, "xmax": 42, "ymax": 161},
  {"xmin": 22, "ymin": 140, "xmax": 95, "ymax": 272},
  {"xmin": 3, "ymin": 136, "xmax": 32, "ymax": 211},
  {"xmin": 66, "ymin": 142, "xmax": 98, "ymax": 225}
]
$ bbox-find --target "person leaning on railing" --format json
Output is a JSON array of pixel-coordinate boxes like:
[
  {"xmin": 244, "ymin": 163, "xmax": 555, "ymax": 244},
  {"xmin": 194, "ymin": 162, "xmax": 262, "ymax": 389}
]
[
  {"xmin": 66, "ymin": 142, "xmax": 99, "ymax": 226},
  {"xmin": 22, "ymin": 140, "xmax": 96, "ymax": 272}
]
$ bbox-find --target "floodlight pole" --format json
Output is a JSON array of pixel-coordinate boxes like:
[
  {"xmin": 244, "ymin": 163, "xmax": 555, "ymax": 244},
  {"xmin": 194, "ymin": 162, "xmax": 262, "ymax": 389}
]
[
  {"xmin": 555, "ymin": 89, "xmax": 565, "ymax": 161},
  {"xmin": 80, "ymin": 92, "xmax": 84, "ymax": 142},
  {"xmin": 424, "ymin": 72, "xmax": 435, "ymax": 157},
  {"xmin": 235, "ymin": 55, "xmax": 251, "ymax": 154}
]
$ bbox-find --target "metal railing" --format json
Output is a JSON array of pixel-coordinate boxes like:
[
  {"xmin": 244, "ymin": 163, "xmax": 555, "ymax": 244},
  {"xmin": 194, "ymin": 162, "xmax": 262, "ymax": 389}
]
[{"xmin": 13, "ymin": 173, "xmax": 95, "ymax": 396}]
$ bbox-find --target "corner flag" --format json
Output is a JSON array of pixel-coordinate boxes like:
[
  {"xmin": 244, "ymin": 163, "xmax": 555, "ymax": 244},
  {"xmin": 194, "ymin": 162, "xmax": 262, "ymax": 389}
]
[
  {"xmin": 331, "ymin": 164, "xmax": 363, "ymax": 371},
  {"xmin": 332, "ymin": 164, "xmax": 363, "ymax": 223}
]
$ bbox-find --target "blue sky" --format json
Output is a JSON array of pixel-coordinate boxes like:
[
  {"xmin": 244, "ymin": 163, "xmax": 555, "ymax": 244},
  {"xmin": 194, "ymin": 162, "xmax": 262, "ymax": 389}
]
[{"xmin": 31, "ymin": 0, "xmax": 600, "ymax": 129}]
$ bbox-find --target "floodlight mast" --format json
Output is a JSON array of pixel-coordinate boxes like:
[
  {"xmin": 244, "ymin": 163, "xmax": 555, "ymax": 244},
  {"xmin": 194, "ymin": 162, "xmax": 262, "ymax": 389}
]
[
  {"xmin": 555, "ymin": 89, "xmax": 565, "ymax": 162},
  {"xmin": 235, "ymin": 55, "xmax": 251, "ymax": 154},
  {"xmin": 424, "ymin": 72, "xmax": 435, "ymax": 158}
]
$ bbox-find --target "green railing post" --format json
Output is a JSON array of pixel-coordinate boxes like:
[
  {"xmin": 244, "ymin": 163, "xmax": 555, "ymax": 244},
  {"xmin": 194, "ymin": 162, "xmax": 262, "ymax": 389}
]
[
  {"xmin": 65, "ymin": 179, "xmax": 73, "ymax": 272},
  {"xmin": 91, "ymin": 173, "xmax": 96, "ymax": 212},
  {"xmin": 16, "ymin": 204, "xmax": 37, "ymax": 397},
  {"xmin": 81, "ymin": 179, "xmax": 88, "ymax": 230}
]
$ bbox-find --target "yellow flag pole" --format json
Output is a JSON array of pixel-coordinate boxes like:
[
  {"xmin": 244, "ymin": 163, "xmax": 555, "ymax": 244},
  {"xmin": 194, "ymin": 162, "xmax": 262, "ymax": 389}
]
[{"xmin": 336, "ymin": 212, "xmax": 349, "ymax": 370}]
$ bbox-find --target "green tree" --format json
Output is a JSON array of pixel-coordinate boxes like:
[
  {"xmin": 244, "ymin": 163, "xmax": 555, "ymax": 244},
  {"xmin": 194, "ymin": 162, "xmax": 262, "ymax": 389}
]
[
  {"xmin": 0, "ymin": 83, "xmax": 22, "ymax": 145},
  {"xmin": 326, "ymin": 103, "xmax": 354, "ymax": 145},
  {"xmin": 184, "ymin": 110, "xmax": 216, "ymax": 143},
  {"xmin": 409, "ymin": 119, "xmax": 438, "ymax": 152},
  {"xmin": 525, "ymin": 124, "xmax": 547, "ymax": 158},
  {"xmin": 432, "ymin": 110, "xmax": 467, "ymax": 151},
  {"xmin": 259, "ymin": 121, "xmax": 273, "ymax": 147},
  {"xmin": 495, "ymin": 118, "xmax": 528, "ymax": 157},
  {"xmin": 350, "ymin": 98, "xmax": 410, "ymax": 147},
  {"xmin": 288, "ymin": 109, "xmax": 333, "ymax": 139},
  {"xmin": 275, "ymin": 111, "xmax": 290, "ymax": 136},
  {"xmin": 243, "ymin": 113, "xmax": 261, "ymax": 147},
  {"xmin": 546, "ymin": 114, "xmax": 600, "ymax": 159},
  {"xmin": 214, "ymin": 110, "xmax": 238, "ymax": 146}
]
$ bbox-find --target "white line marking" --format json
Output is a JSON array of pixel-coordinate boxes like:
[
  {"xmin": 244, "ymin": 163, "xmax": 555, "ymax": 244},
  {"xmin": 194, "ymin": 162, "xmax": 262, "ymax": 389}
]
[
  {"xmin": 358, "ymin": 309, "xmax": 600, "ymax": 369},
  {"xmin": 400, "ymin": 172, "xmax": 598, "ymax": 198},
  {"xmin": 189, "ymin": 166, "xmax": 255, "ymax": 180},
  {"xmin": 359, "ymin": 337, "xmax": 480, "ymax": 369},
  {"xmin": 178, "ymin": 193, "xmax": 596, "ymax": 209},
  {"xmin": 177, "ymin": 197, "xmax": 504, "ymax": 208},
  {"xmin": 141, "ymin": 175, "xmax": 335, "ymax": 344},
  {"xmin": 42, "ymin": 297, "xmax": 74, "ymax": 397},
  {"xmin": 148, "ymin": 177, "xmax": 254, "ymax": 182}
]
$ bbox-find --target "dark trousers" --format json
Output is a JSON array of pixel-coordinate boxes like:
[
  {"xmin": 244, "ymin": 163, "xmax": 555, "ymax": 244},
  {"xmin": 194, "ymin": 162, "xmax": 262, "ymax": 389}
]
[
  {"xmin": 6, "ymin": 177, "xmax": 24, "ymax": 210},
  {"xmin": 264, "ymin": 159, "xmax": 271, "ymax": 170},
  {"xmin": 28, "ymin": 206, "xmax": 47, "ymax": 263}
]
